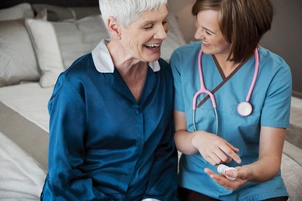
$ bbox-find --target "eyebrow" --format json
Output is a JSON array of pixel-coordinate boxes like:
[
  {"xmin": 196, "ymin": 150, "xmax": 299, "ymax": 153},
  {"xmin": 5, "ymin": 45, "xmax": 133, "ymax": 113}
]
[{"xmin": 142, "ymin": 16, "xmax": 168, "ymax": 24}]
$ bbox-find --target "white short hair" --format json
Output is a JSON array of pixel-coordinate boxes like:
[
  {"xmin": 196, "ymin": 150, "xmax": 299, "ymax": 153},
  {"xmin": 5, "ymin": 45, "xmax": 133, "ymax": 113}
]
[{"xmin": 99, "ymin": 0, "xmax": 167, "ymax": 27}]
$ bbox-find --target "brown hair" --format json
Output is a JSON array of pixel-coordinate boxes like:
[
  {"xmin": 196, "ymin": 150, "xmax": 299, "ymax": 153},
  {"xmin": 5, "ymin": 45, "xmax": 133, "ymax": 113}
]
[{"xmin": 192, "ymin": 0, "xmax": 274, "ymax": 63}]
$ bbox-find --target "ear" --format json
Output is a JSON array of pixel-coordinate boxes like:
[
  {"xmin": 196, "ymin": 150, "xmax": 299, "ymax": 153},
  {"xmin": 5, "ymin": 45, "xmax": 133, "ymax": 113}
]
[{"xmin": 107, "ymin": 17, "xmax": 121, "ymax": 39}]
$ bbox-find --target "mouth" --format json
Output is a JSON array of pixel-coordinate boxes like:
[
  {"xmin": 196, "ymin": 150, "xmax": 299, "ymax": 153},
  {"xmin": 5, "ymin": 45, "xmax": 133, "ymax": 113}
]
[
  {"xmin": 144, "ymin": 43, "xmax": 161, "ymax": 50},
  {"xmin": 202, "ymin": 40, "xmax": 211, "ymax": 48}
]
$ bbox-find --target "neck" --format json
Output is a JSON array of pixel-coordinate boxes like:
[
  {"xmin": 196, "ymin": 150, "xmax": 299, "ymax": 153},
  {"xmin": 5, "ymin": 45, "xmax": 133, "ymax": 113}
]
[
  {"xmin": 214, "ymin": 55, "xmax": 240, "ymax": 77},
  {"xmin": 107, "ymin": 39, "xmax": 142, "ymax": 72},
  {"xmin": 106, "ymin": 39, "xmax": 148, "ymax": 102}
]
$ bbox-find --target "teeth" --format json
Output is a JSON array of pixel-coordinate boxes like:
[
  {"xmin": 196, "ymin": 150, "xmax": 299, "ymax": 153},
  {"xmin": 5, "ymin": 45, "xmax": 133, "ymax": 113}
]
[
  {"xmin": 145, "ymin": 44, "xmax": 160, "ymax": 48},
  {"xmin": 202, "ymin": 41, "xmax": 209, "ymax": 45}
]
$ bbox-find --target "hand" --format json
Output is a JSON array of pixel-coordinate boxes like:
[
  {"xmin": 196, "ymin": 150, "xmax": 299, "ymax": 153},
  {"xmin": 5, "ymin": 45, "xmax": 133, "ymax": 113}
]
[
  {"xmin": 191, "ymin": 131, "xmax": 241, "ymax": 165},
  {"xmin": 204, "ymin": 166, "xmax": 248, "ymax": 190}
]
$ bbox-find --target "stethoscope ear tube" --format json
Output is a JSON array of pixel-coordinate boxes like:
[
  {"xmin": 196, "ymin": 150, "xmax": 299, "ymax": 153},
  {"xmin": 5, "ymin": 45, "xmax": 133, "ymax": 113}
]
[{"xmin": 193, "ymin": 107, "xmax": 218, "ymax": 134}]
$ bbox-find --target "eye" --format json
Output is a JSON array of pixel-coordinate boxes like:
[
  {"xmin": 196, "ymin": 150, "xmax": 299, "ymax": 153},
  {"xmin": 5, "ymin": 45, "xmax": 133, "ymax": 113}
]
[
  {"xmin": 144, "ymin": 24, "xmax": 154, "ymax": 30},
  {"xmin": 162, "ymin": 20, "xmax": 168, "ymax": 25},
  {"xmin": 205, "ymin": 30, "xmax": 213, "ymax": 35}
]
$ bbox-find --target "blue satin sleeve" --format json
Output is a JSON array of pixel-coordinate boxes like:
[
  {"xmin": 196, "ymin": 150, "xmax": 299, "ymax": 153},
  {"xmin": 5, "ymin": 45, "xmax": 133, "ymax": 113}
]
[
  {"xmin": 143, "ymin": 116, "xmax": 178, "ymax": 201},
  {"xmin": 41, "ymin": 75, "xmax": 112, "ymax": 201}
]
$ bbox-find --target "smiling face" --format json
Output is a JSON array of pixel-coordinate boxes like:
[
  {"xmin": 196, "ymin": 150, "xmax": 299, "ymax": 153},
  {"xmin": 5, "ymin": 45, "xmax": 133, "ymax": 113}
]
[
  {"xmin": 118, "ymin": 5, "xmax": 169, "ymax": 62},
  {"xmin": 194, "ymin": 9, "xmax": 231, "ymax": 58}
]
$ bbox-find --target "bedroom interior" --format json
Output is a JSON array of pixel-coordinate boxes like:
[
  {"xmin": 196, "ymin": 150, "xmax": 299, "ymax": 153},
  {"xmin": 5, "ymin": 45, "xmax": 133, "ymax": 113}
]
[{"xmin": 0, "ymin": 0, "xmax": 301, "ymax": 200}]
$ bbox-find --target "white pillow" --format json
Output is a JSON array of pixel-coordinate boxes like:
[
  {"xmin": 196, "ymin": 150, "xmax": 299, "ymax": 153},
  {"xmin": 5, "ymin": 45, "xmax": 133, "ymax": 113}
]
[
  {"xmin": 51, "ymin": 15, "xmax": 110, "ymax": 68},
  {"xmin": 25, "ymin": 15, "xmax": 110, "ymax": 87},
  {"xmin": 31, "ymin": 4, "xmax": 100, "ymax": 22},
  {"xmin": 31, "ymin": 4, "xmax": 74, "ymax": 22},
  {"xmin": 25, "ymin": 19, "xmax": 65, "ymax": 88},
  {"xmin": 0, "ymin": 3, "xmax": 34, "ymax": 21},
  {"xmin": 0, "ymin": 19, "xmax": 40, "ymax": 87}
]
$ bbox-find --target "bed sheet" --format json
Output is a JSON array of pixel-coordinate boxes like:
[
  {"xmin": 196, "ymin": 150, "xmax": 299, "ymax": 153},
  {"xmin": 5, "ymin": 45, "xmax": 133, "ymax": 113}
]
[
  {"xmin": 0, "ymin": 82, "xmax": 53, "ymax": 132},
  {"xmin": 0, "ymin": 132, "xmax": 46, "ymax": 200},
  {"xmin": 0, "ymin": 82, "xmax": 51, "ymax": 200}
]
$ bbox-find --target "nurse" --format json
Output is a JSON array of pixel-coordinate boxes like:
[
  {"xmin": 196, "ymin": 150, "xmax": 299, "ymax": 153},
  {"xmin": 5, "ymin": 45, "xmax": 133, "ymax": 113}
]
[{"xmin": 170, "ymin": 0, "xmax": 292, "ymax": 200}]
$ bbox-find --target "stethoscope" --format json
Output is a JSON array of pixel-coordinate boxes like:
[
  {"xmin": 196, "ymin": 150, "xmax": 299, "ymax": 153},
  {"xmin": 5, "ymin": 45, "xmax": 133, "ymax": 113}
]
[{"xmin": 192, "ymin": 49, "xmax": 259, "ymax": 132}]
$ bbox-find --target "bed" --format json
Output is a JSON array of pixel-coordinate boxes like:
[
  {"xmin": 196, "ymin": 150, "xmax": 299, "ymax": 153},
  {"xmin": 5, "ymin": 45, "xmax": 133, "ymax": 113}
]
[
  {"xmin": 0, "ymin": 1, "xmax": 302, "ymax": 200},
  {"xmin": 0, "ymin": 1, "xmax": 187, "ymax": 199}
]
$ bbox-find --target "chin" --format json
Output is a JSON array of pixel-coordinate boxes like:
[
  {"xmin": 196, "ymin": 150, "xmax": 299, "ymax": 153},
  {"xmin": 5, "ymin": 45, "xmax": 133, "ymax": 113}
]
[
  {"xmin": 201, "ymin": 48, "xmax": 215, "ymax": 55},
  {"xmin": 150, "ymin": 57, "xmax": 160, "ymax": 62},
  {"xmin": 145, "ymin": 55, "xmax": 160, "ymax": 62}
]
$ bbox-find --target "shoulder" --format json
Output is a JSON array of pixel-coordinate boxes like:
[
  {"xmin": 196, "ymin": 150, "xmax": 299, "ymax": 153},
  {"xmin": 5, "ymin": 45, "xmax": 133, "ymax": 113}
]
[
  {"xmin": 59, "ymin": 53, "xmax": 96, "ymax": 85},
  {"xmin": 65, "ymin": 53, "xmax": 94, "ymax": 76},
  {"xmin": 51, "ymin": 53, "xmax": 94, "ymax": 96},
  {"xmin": 170, "ymin": 41, "xmax": 201, "ymax": 70},
  {"xmin": 258, "ymin": 47, "xmax": 291, "ymax": 73},
  {"xmin": 258, "ymin": 47, "xmax": 292, "ymax": 96}
]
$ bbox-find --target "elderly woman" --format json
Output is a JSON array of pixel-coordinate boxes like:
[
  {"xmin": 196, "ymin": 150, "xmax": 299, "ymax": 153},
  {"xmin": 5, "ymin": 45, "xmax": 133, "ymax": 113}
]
[{"xmin": 40, "ymin": 0, "xmax": 178, "ymax": 200}]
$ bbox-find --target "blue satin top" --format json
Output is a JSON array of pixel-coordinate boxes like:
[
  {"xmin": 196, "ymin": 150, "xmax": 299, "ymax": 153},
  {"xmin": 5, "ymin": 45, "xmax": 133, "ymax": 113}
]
[{"xmin": 41, "ymin": 40, "xmax": 178, "ymax": 201}]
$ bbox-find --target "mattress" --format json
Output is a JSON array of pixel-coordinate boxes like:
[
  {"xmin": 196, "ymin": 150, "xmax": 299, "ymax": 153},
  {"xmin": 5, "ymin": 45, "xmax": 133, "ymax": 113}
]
[
  {"xmin": 0, "ymin": 82, "xmax": 52, "ymax": 200},
  {"xmin": 1, "ymin": 83, "xmax": 302, "ymax": 200}
]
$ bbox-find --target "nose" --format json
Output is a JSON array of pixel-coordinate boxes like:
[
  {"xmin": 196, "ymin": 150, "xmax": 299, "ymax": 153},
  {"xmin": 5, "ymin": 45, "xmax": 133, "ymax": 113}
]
[
  {"xmin": 154, "ymin": 24, "xmax": 168, "ymax": 40},
  {"xmin": 194, "ymin": 26, "xmax": 204, "ymax": 40}
]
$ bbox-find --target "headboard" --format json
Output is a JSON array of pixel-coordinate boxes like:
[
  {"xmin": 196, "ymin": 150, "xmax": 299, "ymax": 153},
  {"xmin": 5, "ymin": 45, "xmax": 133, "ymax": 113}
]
[
  {"xmin": 0, "ymin": 0, "xmax": 98, "ymax": 9},
  {"xmin": 0, "ymin": 0, "xmax": 197, "ymax": 43}
]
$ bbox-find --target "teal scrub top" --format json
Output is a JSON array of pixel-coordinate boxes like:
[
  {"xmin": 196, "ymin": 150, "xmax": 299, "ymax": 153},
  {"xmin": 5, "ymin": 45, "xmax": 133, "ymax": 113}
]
[{"xmin": 170, "ymin": 41, "xmax": 292, "ymax": 200}]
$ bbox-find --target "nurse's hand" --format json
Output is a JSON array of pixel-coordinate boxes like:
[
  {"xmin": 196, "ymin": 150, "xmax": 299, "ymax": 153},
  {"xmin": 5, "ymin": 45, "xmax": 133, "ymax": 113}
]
[
  {"xmin": 191, "ymin": 131, "xmax": 241, "ymax": 165},
  {"xmin": 204, "ymin": 166, "xmax": 248, "ymax": 190}
]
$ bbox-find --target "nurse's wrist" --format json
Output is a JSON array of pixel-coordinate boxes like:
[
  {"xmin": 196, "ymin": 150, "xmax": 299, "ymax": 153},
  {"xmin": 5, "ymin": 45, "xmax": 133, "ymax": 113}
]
[
  {"xmin": 191, "ymin": 130, "xmax": 205, "ymax": 149},
  {"xmin": 239, "ymin": 165, "xmax": 254, "ymax": 182}
]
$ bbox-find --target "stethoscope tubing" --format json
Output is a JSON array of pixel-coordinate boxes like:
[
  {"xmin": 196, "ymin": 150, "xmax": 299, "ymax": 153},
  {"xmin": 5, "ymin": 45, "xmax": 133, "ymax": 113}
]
[
  {"xmin": 192, "ymin": 48, "xmax": 259, "ymax": 132},
  {"xmin": 245, "ymin": 49, "xmax": 259, "ymax": 102}
]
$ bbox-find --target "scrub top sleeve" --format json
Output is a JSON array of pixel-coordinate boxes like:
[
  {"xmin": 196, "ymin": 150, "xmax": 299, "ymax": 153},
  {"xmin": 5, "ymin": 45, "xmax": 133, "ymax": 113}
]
[
  {"xmin": 170, "ymin": 51, "xmax": 185, "ymax": 112},
  {"xmin": 261, "ymin": 65, "xmax": 292, "ymax": 128},
  {"xmin": 144, "ymin": 116, "xmax": 178, "ymax": 200},
  {"xmin": 46, "ymin": 74, "xmax": 112, "ymax": 200}
]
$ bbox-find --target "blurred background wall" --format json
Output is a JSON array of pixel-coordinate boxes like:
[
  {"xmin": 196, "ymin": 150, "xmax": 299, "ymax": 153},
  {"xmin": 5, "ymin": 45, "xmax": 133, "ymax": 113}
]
[{"xmin": 261, "ymin": 0, "xmax": 302, "ymax": 98}]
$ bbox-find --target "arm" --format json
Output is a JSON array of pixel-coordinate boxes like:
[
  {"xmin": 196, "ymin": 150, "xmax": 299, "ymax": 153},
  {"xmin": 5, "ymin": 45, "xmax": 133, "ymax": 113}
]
[
  {"xmin": 174, "ymin": 110, "xmax": 241, "ymax": 165},
  {"xmin": 205, "ymin": 63, "xmax": 292, "ymax": 190},
  {"xmin": 143, "ymin": 116, "xmax": 179, "ymax": 201},
  {"xmin": 204, "ymin": 127, "xmax": 286, "ymax": 190},
  {"xmin": 243, "ymin": 126, "xmax": 286, "ymax": 182},
  {"xmin": 45, "ymin": 76, "xmax": 112, "ymax": 200},
  {"xmin": 238, "ymin": 127, "xmax": 286, "ymax": 182}
]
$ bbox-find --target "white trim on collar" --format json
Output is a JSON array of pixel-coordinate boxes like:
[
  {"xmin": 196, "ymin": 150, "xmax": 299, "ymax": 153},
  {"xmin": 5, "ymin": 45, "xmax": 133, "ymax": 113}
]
[{"xmin": 91, "ymin": 39, "xmax": 161, "ymax": 73}]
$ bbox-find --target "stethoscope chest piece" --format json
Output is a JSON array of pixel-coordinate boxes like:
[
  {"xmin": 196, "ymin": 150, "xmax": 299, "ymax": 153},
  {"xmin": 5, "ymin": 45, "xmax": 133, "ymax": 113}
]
[{"xmin": 237, "ymin": 101, "xmax": 252, "ymax": 116}]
